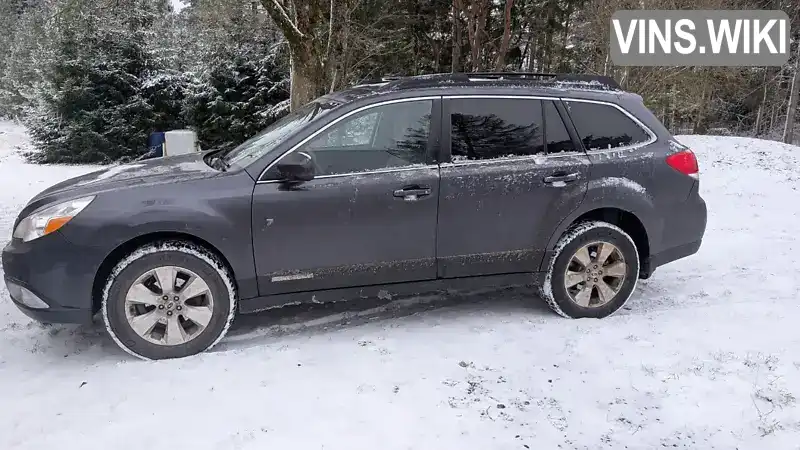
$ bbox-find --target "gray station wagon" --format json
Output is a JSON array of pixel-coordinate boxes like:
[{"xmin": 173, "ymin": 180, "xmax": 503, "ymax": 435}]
[{"xmin": 2, "ymin": 73, "xmax": 707, "ymax": 360}]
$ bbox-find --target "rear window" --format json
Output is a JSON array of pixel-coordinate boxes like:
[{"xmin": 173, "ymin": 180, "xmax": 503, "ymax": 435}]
[{"xmin": 565, "ymin": 101, "xmax": 651, "ymax": 150}]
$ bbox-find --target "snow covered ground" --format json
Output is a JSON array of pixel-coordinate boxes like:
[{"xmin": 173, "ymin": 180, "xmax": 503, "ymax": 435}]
[{"xmin": 0, "ymin": 120, "xmax": 798, "ymax": 449}]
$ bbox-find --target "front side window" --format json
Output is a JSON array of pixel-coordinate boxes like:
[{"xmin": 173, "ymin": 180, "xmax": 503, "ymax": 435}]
[
  {"xmin": 265, "ymin": 100, "xmax": 432, "ymax": 179},
  {"xmin": 449, "ymin": 98, "xmax": 544, "ymax": 161},
  {"xmin": 565, "ymin": 101, "xmax": 651, "ymax": 150},
  {"xmin": 309, "ymin": 112, "xmax": 381, "ymax": 148}
]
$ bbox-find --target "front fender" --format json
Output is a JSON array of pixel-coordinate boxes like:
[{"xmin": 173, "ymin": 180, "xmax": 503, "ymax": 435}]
[{"xmin": 58, "ymin": 172, "xmax": 259, "ymax": 299}]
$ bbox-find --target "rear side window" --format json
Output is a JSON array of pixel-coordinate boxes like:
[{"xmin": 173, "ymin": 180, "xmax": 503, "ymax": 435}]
[
  {"xmin": 565, "ymin": 101, "xmax": 651, "ymax": 150},
  {"xmin": 543, "ymin": 101, "xmax": 575, "ymax": 153},
  {"xmin": 449, "ymin": 98, "xmax": 544, "ymax": 160}
]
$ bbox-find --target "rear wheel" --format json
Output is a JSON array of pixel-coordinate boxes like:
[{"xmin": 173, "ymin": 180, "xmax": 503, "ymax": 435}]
[
  {"xmin": 540, "ymin": 221, "xmax": 639, "ymax": 319},
  {"xmin": 102, "ymin": 241, "xmax": 236, "ymax": 360}
]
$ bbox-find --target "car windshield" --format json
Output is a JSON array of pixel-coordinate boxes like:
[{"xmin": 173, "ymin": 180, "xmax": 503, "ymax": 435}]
[{"xmin": 221, "ymin": 99, "xmax": 342, "ymax": 167}]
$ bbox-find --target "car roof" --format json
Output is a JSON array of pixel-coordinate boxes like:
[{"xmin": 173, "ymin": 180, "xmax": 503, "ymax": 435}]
[{"xmin": 323, "ymin": 73, "xmax": 640, "ymax": 105}]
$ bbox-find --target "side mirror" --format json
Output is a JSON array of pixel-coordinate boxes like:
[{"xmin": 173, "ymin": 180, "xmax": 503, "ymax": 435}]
[{"xmin": 276, "ymin": 151, "xmax": 316, "ymax": 183}]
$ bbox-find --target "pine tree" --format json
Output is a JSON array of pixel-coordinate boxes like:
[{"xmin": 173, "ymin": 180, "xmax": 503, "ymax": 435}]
[
  {"xmin": 0, "ymin": 0, "xmax": 53, "ymax": 119},
  {"xmin": 185, "ymin": 42, "xmax": 289, "ymax": 151},
  {"xmin": 27, "ymin": 0, "xmax": 165, "ymax": 163},
  {"xmin": 183, "ymin": 2, "xmax": 290, "ymax": 151}
]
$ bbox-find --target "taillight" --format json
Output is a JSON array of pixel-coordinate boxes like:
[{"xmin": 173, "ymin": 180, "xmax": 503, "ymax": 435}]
[{"xmin": 666, "ymin": 149, "xmax": 699, "ymax": 179}]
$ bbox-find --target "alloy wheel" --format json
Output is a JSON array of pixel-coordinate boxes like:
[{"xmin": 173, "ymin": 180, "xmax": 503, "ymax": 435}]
[
  {"xmin": 124, "ymin": 266, "xmax": 214, "ymax": 346},
  {"xmin": 563, "ymin": 241, "xmax": 627, "ymax": 308}
]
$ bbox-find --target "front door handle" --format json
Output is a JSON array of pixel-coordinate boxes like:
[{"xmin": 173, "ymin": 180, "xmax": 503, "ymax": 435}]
[
  {"xmin": 544, "ymin": 172, "xmax": 581, "ymax": 184},
  {"xmin": 393, "ymin": 186, "xmax": 432, "ymax": 200}
]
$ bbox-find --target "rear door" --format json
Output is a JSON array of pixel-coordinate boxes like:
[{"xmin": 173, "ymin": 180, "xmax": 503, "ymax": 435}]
[
  {"xmin": 436, "ymin": 96, "xmax": 590, "ymax": 278},
  {"xmin": 251, "ymin": 97, "xmax": 441, "ymax": 296}
]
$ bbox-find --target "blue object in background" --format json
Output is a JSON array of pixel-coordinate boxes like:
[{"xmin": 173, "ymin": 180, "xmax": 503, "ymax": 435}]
[{"xmin": 146, "ymin": 132, "xmax": 165, "ymax": 159}]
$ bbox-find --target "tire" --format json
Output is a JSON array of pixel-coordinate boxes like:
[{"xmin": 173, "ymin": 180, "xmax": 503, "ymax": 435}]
[
  {"xmin": 102, "ymin": 241, "xmax": 237, "ymax": 360},
  {"xmin": 539, "ymin": 221, "xmax": 639, "ymax": 319}
]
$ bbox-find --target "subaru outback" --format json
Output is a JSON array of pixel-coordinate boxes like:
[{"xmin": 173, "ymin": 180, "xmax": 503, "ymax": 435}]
[{"xmin": 2, "ymin": 73, "xmax": 707, "ymax": 360}]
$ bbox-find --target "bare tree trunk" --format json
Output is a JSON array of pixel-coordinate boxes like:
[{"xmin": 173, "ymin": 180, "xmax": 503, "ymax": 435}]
[
  {"xmin": 433, "ymin": 11, "xmax": 442, "ymax": 73},
  {"xmin": 527, "ymin": 27, "xmax": 542, "ymax": 71},
  {"xmin": 695, "ymin": 74, "xmax": 708, "ymax": 134},
  {"xmin": 290, "ymin": 50, "xmax": 325, "ymax": 111},
  {"xmin": 327, "ymin": 0, "xmax": 339, "ymax": 92},
  {"xmin": 451, "ymin": 1, "xmax": 462, "ymax": 72},
  {"xmin": 542, "ymin": 2, "xmax": 554, "ymax": 72},
  {"xmin": 520, "ymin": 35, "xmax": 530, "ymax": 71},
  {"xmin": 262, "ymin": 0, "xmax": 353, "ymax": 110},
  {"xmin": 755, "ymin": 75, "xmax": 768, "ymax": 135},
  {"xmin": 329, "ymin": 20, "xmax": 350, "ymax": 92},
  {"xmin": 262, "ymin": 0, "xmax": 321, "ymax": 109},
  {"xmin": 470, "ymin": 0, "xmax": 489, "ymax": 71},
  {"xmin": 671, "ymin": 84, "xmax": 677, "ymax": 133},
  {"xmin": 457, "ymin": 0, "xmax": 489, "ymax": 71},
  {"xmin": 558, "ymin": 3, "xmax": 573, "ymax": 71},
  {"xmin": 526, "ymin": 32, "xmax": 536, "ymax": 71},
  {"xmin": 755, "ymin": 104, "xmax": 763, "ymax": 136},
  {"xmin": 771, "ymin": 104, "xmax": 778, "ymax": 132},
  {"xmin": 494, "ymin": 0, "xmax": 514, "ymax": 70},
  {"xmin": 783, "ymin": 43, "xmax": 800, "ymax": 143},
  {"xmin": 456, "ymin": 0, "xmax": 476, "ymax": 70},
  {"xmin": 340, "ymin": 38, "xmax": 350, "ymax": 90}
]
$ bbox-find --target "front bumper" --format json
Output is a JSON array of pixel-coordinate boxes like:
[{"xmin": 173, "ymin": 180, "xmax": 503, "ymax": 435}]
[
  {"xmin": 2, "ymin": 232, "xmax": 98, "ymax": 324},
  {"xmin": 5, "ymin": 280, "xmax": 93, "ymax": 323}
]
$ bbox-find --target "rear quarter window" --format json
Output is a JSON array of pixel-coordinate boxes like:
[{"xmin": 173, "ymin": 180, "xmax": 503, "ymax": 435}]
[{"xmin": 565, "ymin": 101, "xmax": 652, "ymax": 151}]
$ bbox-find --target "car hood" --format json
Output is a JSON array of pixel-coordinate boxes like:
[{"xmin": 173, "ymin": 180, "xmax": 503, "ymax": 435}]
[{"xmin": 29, "ymin": 152, "xmax": 221, "ymax": 207}]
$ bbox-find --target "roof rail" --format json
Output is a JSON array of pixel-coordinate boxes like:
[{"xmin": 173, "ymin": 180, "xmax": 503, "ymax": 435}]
[
  {"xmin": 467, "ymin": 72, "xmax": 621, "ymax": 90},
  {"xmin": 356, "ymin": 72, "xmax": 622, "ymax": 92},
  {"xmin": 381, "ymin": 73, "xmax": 471, "ymax": 90},
  {"xmin": 469, "ymin": 72, "xmax": 557, "ymax": 80}
]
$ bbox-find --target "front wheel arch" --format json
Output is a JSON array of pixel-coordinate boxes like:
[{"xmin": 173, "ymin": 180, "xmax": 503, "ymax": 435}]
[{"xmin": 91, "ymin": 232, "xmax": 237, "ymax": 315}]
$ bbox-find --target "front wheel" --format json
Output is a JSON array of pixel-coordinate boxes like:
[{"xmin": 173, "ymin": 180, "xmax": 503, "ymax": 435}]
[
  {"xmin": 539, "ymin": 221, "xmax": 639, "ymax": 319},
  {"xmin": 102, "ymin": 241, "xmax": 237, "ymax": 360}
]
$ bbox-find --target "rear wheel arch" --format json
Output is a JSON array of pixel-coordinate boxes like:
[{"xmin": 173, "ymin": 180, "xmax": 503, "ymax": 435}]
[
  {"xmin": 91, "ymin": 232, "xmax": 237, "ymax": 314},
  {"xmin": 543, "ymin": 207, "xmax": 651, "ymax": 277}
]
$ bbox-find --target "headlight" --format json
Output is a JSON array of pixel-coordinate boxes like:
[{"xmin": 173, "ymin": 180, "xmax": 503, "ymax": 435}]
[{"xmin": 12, "ymin": 196, "xmax": 95, "ymax": 242}]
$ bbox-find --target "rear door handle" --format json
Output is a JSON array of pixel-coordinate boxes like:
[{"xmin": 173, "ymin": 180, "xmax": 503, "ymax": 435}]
[
  {"xmin": 393, "ymin": 186, "xmax": 432, "ymax": 200},
  {"xmin": 544, "ymin": 172, "xmax": 581, "ymax": 184}
]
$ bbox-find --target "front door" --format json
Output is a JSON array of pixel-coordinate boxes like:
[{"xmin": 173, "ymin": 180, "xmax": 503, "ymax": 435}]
[
  {"xmin": 436, "ymin": 96, "xmax": 590, "ymax": 278},
  {"xmin": 251, "ymin": 97, "xmax": 441, "ymax": 296}
]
